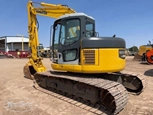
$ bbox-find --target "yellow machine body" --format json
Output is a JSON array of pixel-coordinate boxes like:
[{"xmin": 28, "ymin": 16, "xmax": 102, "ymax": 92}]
[{"xmin": 51, "ymin": 48, "xmax": 125, "ymax": 73}]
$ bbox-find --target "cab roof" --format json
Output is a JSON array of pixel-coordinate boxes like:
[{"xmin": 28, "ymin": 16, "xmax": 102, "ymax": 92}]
[{"xmin": 56, "ymin": 12, "xmax": 94, "ymax": 21}]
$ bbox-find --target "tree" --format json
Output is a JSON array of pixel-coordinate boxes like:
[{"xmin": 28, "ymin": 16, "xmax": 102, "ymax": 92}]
[{"xmin": 128, "ymin": 46, "xmax": 138, "ymax": 52}]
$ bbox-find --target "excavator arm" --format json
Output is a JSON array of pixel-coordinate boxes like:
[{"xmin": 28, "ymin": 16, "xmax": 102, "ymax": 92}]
[{"xmin": 24, "ymin": 1, "xmax": 76, "ymax": 79}]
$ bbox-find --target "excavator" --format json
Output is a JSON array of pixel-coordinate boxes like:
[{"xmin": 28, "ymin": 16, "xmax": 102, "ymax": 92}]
[
  {"xmin": 38, "ymin": 43, "xmax": 44, "ymax": 57},
  {"xmin": 24, "ymin": 1, "xmax": 145, "ymax": 114}
]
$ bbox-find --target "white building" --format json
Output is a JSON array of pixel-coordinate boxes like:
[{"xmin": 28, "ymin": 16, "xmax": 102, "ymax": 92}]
[{"xmin": 0, "ymin": 36, "xmax": 29, "ymax": 52}]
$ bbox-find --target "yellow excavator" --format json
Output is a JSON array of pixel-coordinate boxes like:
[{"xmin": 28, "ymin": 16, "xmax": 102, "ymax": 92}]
[{"xmin": 24, "ymin": 1, "xmax": 145, "ymax": 114}]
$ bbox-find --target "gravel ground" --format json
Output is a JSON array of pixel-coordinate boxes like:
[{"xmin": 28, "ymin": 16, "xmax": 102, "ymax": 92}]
[{"xmin": 0, "ymin": 56, "xmax": 153, "ymax": 115}]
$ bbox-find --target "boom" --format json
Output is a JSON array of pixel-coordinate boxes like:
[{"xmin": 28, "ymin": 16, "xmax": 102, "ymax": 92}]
[{"xmin": 26, "ymin": 1, "xmax": 76, "ymax": 74}]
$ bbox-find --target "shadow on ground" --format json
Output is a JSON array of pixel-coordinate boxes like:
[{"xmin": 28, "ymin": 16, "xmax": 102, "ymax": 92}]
[
  {"xmin": 144, "ymin": 69, "xmax": 153, "ymax": 77},
  {"xmin": 140, "ymin": 63, "xmax": 149, "ymax": 65}
]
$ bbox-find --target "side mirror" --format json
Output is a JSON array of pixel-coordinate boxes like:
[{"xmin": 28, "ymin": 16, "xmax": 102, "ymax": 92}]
[
  {"xmin": 50, "ymin": 25, "xmax": 53, "ymax": 50},
  {"xmin": 50, "ymin": 25, "xmax": 53, "ymax": 60}
]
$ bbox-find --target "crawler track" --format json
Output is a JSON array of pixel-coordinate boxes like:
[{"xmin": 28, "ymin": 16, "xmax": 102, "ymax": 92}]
[
  {"xmin": 34, "ymin": 71, "xmax": 128, "ymax": 114},
  {"xmin": 94, "ymin": 71, "xmax": 146, "ymax": 95},
  {"xmin": 120, "ymin": 71, "xmax": 146, "ymax": 94}
]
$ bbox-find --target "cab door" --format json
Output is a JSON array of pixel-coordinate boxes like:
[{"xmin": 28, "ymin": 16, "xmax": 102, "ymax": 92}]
[{"xmin": 57, "ymin": 19, "xmax": 81, "ymax": 65}]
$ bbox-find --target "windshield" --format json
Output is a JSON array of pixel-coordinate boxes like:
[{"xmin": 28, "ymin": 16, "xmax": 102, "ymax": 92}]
[{"xmin": 60, "ymin": 19, "xmax": 80, "ymax": 45}]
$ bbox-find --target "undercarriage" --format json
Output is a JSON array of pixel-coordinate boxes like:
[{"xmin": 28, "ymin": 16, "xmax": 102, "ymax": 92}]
[{"xmin": 32, "ymin": 70, "xmax": 145, "ymax": 114}]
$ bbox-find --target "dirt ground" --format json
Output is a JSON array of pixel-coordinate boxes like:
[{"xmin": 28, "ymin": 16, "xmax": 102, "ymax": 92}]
[{"xmin": 0, "ymin": 56, "xmax": 153, "ymax": 115}]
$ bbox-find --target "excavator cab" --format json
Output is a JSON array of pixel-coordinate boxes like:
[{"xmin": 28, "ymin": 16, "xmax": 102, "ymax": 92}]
[
  {"xmin": 51, "ymin": 13, "xmax": 95, "ymax": 64},
  {"xmin": 51, "ymin": 13, "xmax": 126, "ymax": 73}
]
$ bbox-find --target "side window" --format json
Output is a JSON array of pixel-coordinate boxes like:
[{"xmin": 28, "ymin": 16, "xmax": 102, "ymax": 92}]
[
  {"xmin": 85, "ymin": 22, "xmax": 94, "ymax": 37},
  {"xmin": 53, "ymin": 24, "xmax": 60, "ymax": 59},
  {"xmin": 60, "ymin": 25, "xmax": 65, "ymax": 44},
  {"xmin": 60, "ymin": 19, "xmax": 80, "ymax": 46}
]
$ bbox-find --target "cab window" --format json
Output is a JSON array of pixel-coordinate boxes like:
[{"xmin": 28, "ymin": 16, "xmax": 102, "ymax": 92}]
[
  {"xmin": 60, "ymin": 19, "xmax": 80, "ymax": 46},
  {"xmin": 85, "ymin": 22, "xmax": 94, "ymax": 37}
]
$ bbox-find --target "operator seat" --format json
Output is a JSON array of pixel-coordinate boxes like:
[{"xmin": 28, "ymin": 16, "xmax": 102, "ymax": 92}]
[{"xmin": 64, "ymin": 30, "xmax": 80, "ymax": 45}]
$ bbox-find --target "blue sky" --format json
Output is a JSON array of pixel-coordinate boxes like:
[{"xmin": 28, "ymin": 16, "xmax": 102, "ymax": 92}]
[{"xmin": 0, "ymin": 0, "xmax": 153, "ymax": 48}]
